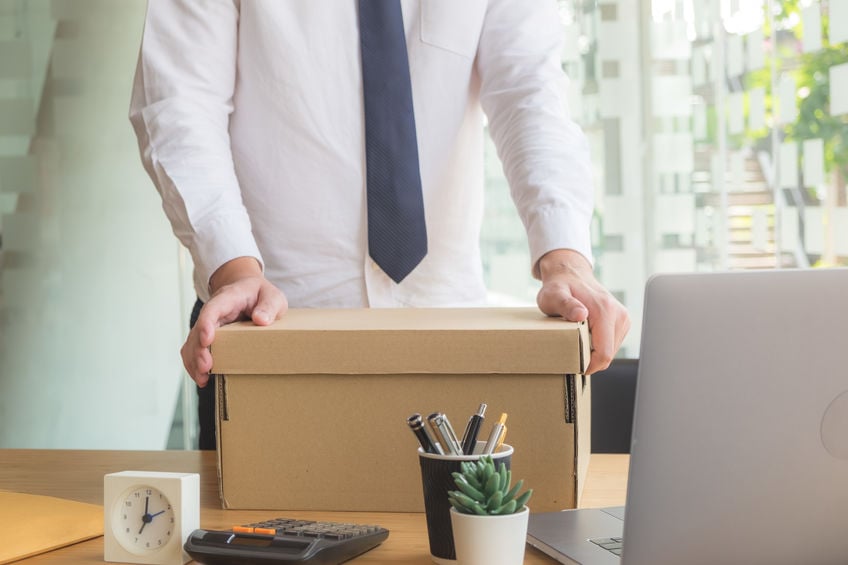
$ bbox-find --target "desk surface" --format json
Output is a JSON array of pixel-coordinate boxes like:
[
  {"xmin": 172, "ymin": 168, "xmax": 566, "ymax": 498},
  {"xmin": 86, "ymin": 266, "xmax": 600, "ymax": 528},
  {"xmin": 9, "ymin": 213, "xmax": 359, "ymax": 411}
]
[{"xmin": 0, "ymin": 450, "xmax": 628, "ymax": 564}]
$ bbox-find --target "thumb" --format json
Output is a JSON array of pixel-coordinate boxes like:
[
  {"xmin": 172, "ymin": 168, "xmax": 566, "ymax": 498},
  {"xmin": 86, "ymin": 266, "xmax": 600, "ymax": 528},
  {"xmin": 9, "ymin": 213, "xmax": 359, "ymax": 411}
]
[
  {"xmin": 539, "ymin": 285, "xmax": 589, "ymax": 322},
  {"xmin": 251, "ymin": 283, "xmax": 288, "ymax": 326}
]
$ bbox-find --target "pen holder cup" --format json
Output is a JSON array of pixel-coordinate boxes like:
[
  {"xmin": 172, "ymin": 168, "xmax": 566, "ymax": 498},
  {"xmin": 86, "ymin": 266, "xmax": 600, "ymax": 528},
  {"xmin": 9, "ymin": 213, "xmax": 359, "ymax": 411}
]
[{"xmin": 418, "ymin": 442, "xmax": 513, "ymax": 564}]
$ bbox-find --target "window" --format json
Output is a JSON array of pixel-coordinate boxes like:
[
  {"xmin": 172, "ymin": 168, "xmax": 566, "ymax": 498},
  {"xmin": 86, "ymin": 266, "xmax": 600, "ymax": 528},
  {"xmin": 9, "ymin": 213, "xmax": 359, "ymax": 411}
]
[{"xmin": 480, "ymin": 0, "xmax": 848, "ymax": 358}]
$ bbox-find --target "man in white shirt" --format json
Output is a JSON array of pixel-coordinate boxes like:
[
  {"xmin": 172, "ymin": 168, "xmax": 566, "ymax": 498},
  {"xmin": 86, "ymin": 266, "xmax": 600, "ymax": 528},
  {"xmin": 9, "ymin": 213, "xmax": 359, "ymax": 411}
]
[{"xmin": 130, "ymin": 0, "xmax": 629, "ymax": 447}]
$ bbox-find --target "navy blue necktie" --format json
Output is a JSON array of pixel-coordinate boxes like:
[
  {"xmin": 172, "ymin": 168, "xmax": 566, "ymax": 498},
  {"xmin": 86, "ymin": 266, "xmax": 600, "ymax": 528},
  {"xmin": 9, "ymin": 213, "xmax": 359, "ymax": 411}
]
[{"xmin": 358, "ymin": 0, "xmax": 427, "ymax": 283}]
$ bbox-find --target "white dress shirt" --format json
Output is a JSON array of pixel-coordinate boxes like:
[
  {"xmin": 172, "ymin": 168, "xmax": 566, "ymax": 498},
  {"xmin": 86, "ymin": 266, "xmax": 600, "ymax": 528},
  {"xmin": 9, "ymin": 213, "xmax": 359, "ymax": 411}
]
[{"xmin": 130, "ymin": 0, "xmax": 594, "ymax": 308}]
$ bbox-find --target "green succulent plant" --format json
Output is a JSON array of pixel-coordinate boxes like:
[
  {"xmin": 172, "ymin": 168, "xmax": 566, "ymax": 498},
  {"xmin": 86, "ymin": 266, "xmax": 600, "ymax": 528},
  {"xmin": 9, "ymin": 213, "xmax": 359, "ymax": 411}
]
[{"xmin": 448, "ymin": 455, "xmax": 532, "ymax": 515}]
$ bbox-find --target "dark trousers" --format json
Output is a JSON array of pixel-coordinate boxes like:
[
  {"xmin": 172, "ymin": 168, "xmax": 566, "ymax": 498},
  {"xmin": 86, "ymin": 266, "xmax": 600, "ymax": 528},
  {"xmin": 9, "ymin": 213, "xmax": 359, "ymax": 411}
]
[{"xmin": 189, "ymin": 298, "xmax": 217, "ymax": 450}]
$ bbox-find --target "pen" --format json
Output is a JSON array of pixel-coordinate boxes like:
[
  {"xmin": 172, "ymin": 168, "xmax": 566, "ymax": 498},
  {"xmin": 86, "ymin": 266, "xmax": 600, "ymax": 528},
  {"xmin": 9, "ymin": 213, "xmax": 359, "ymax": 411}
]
[
  {"xmin": 427, "ymin": 412, "xmax": 464, "ymax": 456},
  {"xmin": 483, "ymin": 412, "xmax": 508, "ymax": 454},
  {"xmin": 460, "ymin": 403, "xmax": 487, "ymax": 455},
  {"xmin": 407, "ymin": 413, "xmax": 442, "ymax": 454}
]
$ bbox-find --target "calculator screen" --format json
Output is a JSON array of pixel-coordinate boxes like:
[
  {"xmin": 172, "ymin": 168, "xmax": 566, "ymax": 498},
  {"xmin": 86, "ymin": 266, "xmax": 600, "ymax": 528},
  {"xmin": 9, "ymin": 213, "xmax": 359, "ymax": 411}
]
[{"xmin": 230, "ymin": 536, "xmax": 274, "ymax": 547}]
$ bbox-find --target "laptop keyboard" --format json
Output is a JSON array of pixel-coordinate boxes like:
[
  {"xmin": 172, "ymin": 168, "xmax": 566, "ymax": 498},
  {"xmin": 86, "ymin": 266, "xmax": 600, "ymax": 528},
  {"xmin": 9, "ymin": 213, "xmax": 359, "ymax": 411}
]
[{"xmin": 590, "ymin": 537, "xmax": 623, "ymax": 556}]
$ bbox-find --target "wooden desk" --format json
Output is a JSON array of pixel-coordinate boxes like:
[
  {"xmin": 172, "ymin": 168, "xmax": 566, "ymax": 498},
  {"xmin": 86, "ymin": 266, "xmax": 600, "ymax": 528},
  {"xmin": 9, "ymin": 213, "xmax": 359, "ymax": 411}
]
[{"xmin": 0, "ymin": 450, "xmax": 628, "ymax": 564}]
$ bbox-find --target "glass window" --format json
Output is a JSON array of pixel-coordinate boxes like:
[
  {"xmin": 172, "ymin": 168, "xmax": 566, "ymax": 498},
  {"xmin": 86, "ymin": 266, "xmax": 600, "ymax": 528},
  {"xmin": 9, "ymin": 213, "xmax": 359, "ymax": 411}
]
[
  {"xmin": 1, "ymin": 0, "xmax": 844, "ymax": 448},
  {"xmin": 481, "ymin": 0, "xmax": 847, "ymax": 359}
]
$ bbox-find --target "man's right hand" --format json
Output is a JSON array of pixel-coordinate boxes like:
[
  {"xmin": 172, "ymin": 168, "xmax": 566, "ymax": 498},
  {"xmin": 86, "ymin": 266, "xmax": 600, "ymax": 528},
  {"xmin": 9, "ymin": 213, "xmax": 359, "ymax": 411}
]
[{"xmin": 182, "ymin": 257, "xmax": 288, "ymax": 387}]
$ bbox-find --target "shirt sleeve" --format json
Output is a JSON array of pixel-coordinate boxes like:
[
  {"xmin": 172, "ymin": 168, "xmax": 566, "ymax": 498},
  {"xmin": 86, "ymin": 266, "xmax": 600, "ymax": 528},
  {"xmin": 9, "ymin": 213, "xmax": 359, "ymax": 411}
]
[
  {"xmin": 129, "ymin": 0, "xmax": 263, "ymax": 300},
  {"xmin": 476, "ymin": 0, "xmax": 595, "ymax": 277}
]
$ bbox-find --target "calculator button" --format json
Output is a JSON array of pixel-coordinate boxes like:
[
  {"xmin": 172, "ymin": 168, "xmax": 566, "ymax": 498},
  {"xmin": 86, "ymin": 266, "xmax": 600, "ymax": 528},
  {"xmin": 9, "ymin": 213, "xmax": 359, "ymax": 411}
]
[
  {"xmin": 232, "ymin": 526, "xmax": 254, "ymax": 534},
  {"xmin": 253, "ymin": 527, "xmax": 276, "ymax": 535}
]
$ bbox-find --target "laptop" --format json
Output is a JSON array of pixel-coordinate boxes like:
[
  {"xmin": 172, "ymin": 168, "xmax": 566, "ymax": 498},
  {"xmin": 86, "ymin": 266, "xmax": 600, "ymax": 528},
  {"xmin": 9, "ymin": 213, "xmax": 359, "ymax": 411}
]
[{"xmin": 527, "ymin": 269, "xmax": 848, "ymax": 565}]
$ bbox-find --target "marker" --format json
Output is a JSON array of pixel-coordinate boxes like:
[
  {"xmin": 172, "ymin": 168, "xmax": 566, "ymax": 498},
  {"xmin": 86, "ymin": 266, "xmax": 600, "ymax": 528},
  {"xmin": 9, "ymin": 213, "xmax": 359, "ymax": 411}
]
[
  {"xmin": 483, "ymin": 412, "xmax": 508, "ymax": 454},
  {"xmin": 427, "ymin": 412, "xmax": 463, "ymax": 456},
  {"xmin": 407, "ymin": 413, "xmax": 442, "ymax": 454},
  {"xmin": 460, "ymin": 403, "xmax": 487, "ymax": 455}
]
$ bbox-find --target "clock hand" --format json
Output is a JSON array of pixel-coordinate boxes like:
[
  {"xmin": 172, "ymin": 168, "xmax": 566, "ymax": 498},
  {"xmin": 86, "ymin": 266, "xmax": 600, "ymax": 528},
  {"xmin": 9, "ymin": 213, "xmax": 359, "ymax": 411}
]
[
  {"xmin": 139, "ymin": 515, "xmax": 150, "ymax": 535},
  {"xmin": 149, "ymin": 510, "xmax": 166, "ymax": 519},
  {"xmin": 138, "ymin": 496, "xmax": 152, "ymax": 534}
]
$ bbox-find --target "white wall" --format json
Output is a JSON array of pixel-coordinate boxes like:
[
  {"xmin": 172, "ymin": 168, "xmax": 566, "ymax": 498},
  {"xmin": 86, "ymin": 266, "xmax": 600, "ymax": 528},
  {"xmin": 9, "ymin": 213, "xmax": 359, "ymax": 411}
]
[{"xmin": 0, "ymin": 1, "xmax": 192, "ymax": 449}]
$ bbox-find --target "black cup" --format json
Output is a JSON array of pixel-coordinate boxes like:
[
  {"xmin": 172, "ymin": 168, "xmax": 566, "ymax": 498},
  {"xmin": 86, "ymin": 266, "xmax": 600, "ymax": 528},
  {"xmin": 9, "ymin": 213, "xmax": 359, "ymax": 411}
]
[{"xmin": 418, "ymin": 442, "xmax": 513, "ymax": 563}]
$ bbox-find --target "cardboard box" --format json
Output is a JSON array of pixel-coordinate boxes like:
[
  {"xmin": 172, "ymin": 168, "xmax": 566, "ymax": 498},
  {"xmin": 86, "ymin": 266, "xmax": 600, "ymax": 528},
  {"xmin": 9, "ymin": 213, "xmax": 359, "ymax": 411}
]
[{"xmin": 211, "ymin": 307, "xmax": 591, "ymax": 513}]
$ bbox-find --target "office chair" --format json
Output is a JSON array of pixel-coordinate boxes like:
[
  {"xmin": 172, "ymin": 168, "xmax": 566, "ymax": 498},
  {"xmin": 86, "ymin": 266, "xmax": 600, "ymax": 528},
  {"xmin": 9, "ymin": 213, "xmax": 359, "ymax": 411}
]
[{"xmin": 590, "ymin": 358, "xmax": 638, "ymax": 453}]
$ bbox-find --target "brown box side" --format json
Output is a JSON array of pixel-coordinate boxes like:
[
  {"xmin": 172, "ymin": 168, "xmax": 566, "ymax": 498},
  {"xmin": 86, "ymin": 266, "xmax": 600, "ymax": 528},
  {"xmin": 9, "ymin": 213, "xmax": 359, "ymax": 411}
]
[
  {"xmin": 217, "ymin": 372, "xmax": 581, "ymax": 512},
  {"xmin": 574, "ymin": 374, "xmax": 592, "ymax": 506}
]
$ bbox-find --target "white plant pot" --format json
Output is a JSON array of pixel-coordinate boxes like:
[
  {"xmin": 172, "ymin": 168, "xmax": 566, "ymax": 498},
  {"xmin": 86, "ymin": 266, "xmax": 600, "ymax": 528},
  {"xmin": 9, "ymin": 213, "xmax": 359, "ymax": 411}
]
[{"xmin": 449, "ymin": 506, "xmax": 529, "ymax": 565}]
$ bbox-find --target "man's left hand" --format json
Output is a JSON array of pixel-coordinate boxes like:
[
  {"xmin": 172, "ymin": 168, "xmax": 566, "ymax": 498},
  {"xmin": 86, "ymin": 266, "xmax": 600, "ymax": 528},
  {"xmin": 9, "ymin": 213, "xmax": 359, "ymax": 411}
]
[{"xmin": 536, "ymin": 249, "xmax": 630, "ymax": 374}]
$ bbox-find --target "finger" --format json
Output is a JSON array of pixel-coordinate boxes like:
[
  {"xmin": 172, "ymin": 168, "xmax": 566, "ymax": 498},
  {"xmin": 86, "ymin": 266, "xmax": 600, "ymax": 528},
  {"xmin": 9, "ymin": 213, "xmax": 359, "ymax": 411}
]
[
  {"xmin": 586, "ymin": 315, "xmax": 616, "ymax": 375},
  {"xmin": 184, "ymin": 318, "xmax": 217, "ymax": 384},
  {"xmin": 181, "ymin": 334, "xmax": 208, "ymax": 387},
  {"xmin": 185, "ymin": 343, "xmax": 212, "ymax": 388},
  {"xmin": 615, "ymin": 310, "xmax": 632, "ymax": 352},
  {"xmin": 195, "ymin": 347, "xmax": 213, "ymax": 387},
  {"xmin": 180, "ymin": 340, "xmax": 194, "ymax": 381},
  {"xmin": 194, "ymin": 313, "xmax": 220, "ymax": 350},
  {"xmin": 252, "ymin": 284, "xmax": 288, "ymax": 325},
  {"xmin": 559, "ymin": 296, "xmax": 589, "ymax": 322},
  {"xmin": 195, "ymin": 294, "xmax": 248, "ymax": 347}
]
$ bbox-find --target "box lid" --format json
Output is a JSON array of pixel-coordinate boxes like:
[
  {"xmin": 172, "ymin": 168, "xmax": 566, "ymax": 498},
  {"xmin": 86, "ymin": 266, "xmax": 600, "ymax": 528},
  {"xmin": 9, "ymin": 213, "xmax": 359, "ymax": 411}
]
[{"xmin": 211, "ymin": 307, "xmax": 589, "ymax": 375}]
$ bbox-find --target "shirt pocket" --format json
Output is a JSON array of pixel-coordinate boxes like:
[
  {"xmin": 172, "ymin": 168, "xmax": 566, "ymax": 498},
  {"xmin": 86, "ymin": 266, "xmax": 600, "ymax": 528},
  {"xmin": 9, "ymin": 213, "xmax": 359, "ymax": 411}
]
[{"xmin": 419, "ymin": 0, "xmax": 487, "ymax": 59}]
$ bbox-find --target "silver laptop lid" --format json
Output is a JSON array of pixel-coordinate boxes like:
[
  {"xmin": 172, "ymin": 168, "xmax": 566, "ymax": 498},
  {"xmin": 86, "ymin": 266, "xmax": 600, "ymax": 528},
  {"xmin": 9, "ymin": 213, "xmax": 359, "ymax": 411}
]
[{"xmin": 623, "ymin": 269, "xmax": 848, "ymax": 565}]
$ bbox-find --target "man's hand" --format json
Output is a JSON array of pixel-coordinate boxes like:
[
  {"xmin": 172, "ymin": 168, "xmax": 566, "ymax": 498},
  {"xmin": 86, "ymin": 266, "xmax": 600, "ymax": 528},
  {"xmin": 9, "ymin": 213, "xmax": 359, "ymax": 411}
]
[
  {"xmin": 536, "ymin": 249, "xmax": 630, "ymax": 374},
  {"xmin": 182, "ymin": 257, "xmax": 288, "ymax": 387}
]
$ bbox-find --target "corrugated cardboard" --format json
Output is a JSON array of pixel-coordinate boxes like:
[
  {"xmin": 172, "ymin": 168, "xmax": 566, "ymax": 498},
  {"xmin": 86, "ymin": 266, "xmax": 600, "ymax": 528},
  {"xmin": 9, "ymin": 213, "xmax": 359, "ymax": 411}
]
[{"xmin": 211, "ymin": 307, "xmax": 591, "ymax": 513}]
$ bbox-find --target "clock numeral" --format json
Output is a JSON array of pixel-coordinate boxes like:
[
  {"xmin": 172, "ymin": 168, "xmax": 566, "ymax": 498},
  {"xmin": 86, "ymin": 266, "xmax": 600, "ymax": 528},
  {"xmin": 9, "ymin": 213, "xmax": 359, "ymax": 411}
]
[
  {"xmin": 158, "ymin": 540, "xmax": 163, "ymax": 546},
  {"xmin": 146, "ymin": 542, "xmax": 150, "ymax": 548},
  {"xmin": 125, "ymin": 501, "xmax": 132, "ymax": 507},
  {"xmin": 125, "ymin": 527, "xmax": 130, "ymax": 533}
]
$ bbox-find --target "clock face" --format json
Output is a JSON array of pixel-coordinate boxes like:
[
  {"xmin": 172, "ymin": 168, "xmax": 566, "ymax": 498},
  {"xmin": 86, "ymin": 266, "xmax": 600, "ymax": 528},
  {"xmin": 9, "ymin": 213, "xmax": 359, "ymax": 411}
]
[{"xmin": 113, "ymin": 485, "xmax": 176, "ymax": 554}]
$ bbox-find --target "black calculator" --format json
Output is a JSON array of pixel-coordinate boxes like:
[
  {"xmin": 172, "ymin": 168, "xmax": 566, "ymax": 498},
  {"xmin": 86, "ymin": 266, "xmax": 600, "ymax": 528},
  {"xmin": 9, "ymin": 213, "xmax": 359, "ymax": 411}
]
[{"xmin": 183, "ymin": 517, "xmax": 389, "ymax": 564}]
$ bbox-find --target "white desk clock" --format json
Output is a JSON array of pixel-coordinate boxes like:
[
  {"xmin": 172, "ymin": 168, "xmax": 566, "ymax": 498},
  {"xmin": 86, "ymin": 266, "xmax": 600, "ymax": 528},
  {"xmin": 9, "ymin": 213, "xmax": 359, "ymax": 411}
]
[{"xmin": 104, "ymin": 471, "xmax": 200, "ymax": 565}]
